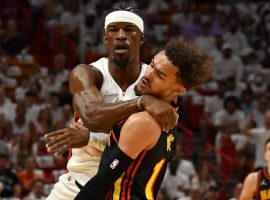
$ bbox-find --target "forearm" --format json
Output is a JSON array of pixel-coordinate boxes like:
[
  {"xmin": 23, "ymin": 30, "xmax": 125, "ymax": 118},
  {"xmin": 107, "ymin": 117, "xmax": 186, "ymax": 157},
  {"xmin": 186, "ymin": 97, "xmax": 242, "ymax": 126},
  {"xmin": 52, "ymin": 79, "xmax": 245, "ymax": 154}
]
[
  {"xmin": 75, "ymin": 146, "xmax": 133, "ymax": 199},
  {"xmin": 73, "ymin": 95, "xmax": 140, "ymax": 132}
]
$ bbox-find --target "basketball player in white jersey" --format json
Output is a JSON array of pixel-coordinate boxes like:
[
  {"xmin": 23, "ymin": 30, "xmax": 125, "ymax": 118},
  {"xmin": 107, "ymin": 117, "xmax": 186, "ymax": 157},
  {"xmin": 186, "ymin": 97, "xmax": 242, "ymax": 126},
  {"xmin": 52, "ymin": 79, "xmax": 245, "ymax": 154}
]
[{"xmin": 45, "ymin": 4, "xmax": 178, "ymax": 200}]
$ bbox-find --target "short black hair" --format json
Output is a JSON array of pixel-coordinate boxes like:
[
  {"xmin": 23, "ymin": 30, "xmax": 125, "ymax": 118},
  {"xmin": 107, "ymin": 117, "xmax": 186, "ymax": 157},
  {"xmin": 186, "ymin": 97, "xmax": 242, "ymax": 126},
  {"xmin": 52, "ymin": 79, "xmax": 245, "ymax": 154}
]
[
  {"xmin": 224, "ymin": 96, "xmax": 239, "ymax": 109},
  {"xmin": 165, "ymin": 37, "xmax": 213, "ymax": 90},
  {"xmin": 107, "ymin": 2, "xmax": 144, "ymax": 20}
]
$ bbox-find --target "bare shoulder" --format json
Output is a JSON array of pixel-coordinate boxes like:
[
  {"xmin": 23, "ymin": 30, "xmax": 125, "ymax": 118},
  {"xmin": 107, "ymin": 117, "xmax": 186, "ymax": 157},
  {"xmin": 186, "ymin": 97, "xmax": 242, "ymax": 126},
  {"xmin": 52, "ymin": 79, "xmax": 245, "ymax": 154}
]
[
  {"xmin": 240, "ymin": 172, "xmax": 258, "ymax": 200},
  {"xmin": 125, "ymin": 111, "xmax": 161, "ymax": 132},
  {"xmin": 243, "ymin": 171, "xmax": 258, "ymax": 192},
  {"xmin": 244, "ymin": 172, "xmax": 258, "ymax": 183},
  {"xmin": 120, "ymin": 112, "xmax": 161, "ymax": 151}
]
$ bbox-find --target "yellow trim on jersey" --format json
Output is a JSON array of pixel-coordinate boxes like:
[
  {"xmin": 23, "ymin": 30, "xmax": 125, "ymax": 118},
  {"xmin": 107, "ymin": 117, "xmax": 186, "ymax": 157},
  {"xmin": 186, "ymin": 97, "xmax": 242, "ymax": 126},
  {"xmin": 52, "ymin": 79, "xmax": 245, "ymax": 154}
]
[
  {"xmin": 113, "ymin": 172, "xmax": 125, "ymax": 200},
  {"xmin": 145, "ymin": 158, "xmax": 166, "ymax": 199},
  {"xmin": 167, "ymin": 134, "xmax": 174, "ymax": 151}
]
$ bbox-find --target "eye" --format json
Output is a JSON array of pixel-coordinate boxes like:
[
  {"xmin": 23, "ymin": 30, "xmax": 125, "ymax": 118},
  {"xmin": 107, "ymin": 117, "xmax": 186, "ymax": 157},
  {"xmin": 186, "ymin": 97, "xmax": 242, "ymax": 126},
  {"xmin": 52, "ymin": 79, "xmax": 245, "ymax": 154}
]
[
  {"xmin": 125, "ymin": 27, "xmax": 135, "ymax": 33},
  {"xmin": 108, "ymin": 27, "xmax": 117, "ymax": 33}
]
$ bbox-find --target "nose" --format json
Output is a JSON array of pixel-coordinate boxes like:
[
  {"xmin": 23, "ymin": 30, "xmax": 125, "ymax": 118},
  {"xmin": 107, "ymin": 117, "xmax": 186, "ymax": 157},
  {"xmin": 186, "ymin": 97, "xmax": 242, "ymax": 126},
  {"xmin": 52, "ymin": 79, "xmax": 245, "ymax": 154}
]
[{"xmin": 116, "ymin": 28, "xmax": 127, "ymax": 40}]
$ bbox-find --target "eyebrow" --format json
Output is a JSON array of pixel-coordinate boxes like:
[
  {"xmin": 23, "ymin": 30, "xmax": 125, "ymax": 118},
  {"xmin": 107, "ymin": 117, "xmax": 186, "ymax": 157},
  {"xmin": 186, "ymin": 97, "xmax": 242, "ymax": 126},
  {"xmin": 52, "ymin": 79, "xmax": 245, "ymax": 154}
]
[{"xmin": 152, "ymin": 57, "xmax": 167, "ymax": 77}]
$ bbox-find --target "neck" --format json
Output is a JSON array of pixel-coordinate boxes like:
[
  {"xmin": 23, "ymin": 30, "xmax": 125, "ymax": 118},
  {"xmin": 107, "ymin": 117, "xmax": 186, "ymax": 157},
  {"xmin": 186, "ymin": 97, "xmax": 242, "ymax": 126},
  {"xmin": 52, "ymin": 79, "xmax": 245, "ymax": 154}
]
[
  {"xmin": 108, "ymin": 57, "xmax": 141, "ymax": 91},
  {"xmin": 163, "ymin": 95, "xmax": 178, "ymax": 103}
]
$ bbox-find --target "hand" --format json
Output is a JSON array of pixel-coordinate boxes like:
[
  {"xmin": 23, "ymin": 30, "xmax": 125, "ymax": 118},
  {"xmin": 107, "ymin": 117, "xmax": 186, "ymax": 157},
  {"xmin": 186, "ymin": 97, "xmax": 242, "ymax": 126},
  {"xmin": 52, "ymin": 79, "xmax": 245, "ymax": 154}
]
[
  {"xmin": 44, "ymin": 128, "xmax": 90, "ymax": 156},
  {"xmin": 140, "ymin": 95, "xmax": 179, "ymax": 132}
]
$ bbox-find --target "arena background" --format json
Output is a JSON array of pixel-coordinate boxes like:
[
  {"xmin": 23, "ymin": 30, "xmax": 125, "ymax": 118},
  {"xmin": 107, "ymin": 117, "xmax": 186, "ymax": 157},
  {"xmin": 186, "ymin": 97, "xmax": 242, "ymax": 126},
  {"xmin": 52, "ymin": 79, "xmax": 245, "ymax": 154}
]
[{"xmin": 0, "ymin": 0, "xmax": 270, "ymax": 199}]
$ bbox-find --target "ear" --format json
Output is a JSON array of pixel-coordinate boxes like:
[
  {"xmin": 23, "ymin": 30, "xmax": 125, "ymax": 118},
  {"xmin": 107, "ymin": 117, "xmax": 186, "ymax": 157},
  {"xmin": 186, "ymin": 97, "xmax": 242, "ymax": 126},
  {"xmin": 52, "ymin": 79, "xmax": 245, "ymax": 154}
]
[
  {"xmin": 140, "ymin": 33, "xmax": 145, "ymax": 45},
  {"xmin": 103, "ymin": 32, "xmax": 107, "ymax": 44},
  {"xmin": 172, "ymin": 86, "xmax": 186, "ymax": 96}
]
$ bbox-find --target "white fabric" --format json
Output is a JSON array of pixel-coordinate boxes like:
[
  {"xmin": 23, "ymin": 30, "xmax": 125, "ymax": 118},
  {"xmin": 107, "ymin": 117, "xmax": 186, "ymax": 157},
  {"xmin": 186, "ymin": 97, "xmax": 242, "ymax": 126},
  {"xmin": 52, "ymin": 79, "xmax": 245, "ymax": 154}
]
[
  {"xmin": 104, "ymin": 11, "xmax": 144, "ymax": 32},
  {"xmin": 48, "ymin": 57, "xmax": 148, "ymax": 198},
  {"xmin": 250, "ymin": 127, "xmax": 270, "ymax": 168},
  {"xmin": 161, "ymin": 167, "xmax": 189, "ymax": 199},
  {"xmin": 214, "ymin": 109, "xmax": 246, "ymax": 149},
  {"xmin": 46, "ymin": 172, "xmax": 81, "ymax": 200}
]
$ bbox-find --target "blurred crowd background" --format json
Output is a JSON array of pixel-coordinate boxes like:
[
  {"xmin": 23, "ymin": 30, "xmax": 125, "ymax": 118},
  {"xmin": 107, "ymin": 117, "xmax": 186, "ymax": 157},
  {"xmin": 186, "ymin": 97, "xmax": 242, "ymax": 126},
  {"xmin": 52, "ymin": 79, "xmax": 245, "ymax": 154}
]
[{"xmin": 0, "ymin": 0, "xmax": 270, "ymax": 199}]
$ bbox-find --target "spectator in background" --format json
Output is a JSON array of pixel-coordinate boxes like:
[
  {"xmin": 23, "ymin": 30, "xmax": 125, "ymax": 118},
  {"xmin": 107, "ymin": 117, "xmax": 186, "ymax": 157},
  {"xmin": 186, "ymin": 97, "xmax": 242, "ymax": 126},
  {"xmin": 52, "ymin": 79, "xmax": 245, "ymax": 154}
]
[
  {"xmin": 179, "ymin": 186, "xmax": 202, "ymax": 200},
  {"xmin": 213, "ymin": 44, "xmax": 243, "ymax": 83},
  {"xmin": 200, "ymin": 81, "xmax": 226, "ymax": 139},
  {"xmin": 0, "ymin": 86, "xmax": 16, "ymax": 121},
  {"xmin": 223, "ymin": 18, "xmax": 248, "ymax": 55},
  {"xmin": 224, "ymin": 76, "xmax": 243, "ymax": 99},
  {"xmin": 52, "ymin": 53, "xmax": 69, "ymax": 91},
  {"xmin": 33, "ymin": 107, "xmax": 52, "ymax": 139},
  {"xmin": 249, "ymin": 72, "xmax": 268, "ymax": 97},
  {"xmin": 244, "ymin": 52, "xmax": 262, "ymax": 77},
  {"xmin": 160, "ymin": 143, "xmax": 199, "ymax": 199},
  {"xmin": 183, "ymin": 12, "xmax": 202, "ymax": 39},
  {"xmin": 209, "ymin": 34, "xmax": 224, "ymax": 62},
  {"xmin": 194, "ymin": 22, "xmax": 215, "ymax": 53},
  {"xmin": 2, "ymin": 19, "xmax": 27, "ymax": 56},
  {"xmin": 41, "ymin": 71, "xmax": 59, "ymax": 100},
  {"xmin": 0, "ymin": 153, "xmax": 21, "ymax": 198},
  {"xmin": 15, "ymin": 76, "xmax": 30, "ymax": 101},
  {"xmin": 242, "ymin": 111, "xmax": 270, "ymax": 169},
  {"xmin": 17, "ymin": 157, "xmax": 43, "ymax": 196},
  {"xmin": 48, "ymin": 92, "xmax": 63, "ymax": 124},
  {"xmin": 161, "ymin": 157, "xmax": 190, "ymax": 199},
  {"xmin": 6, "ymin": 102, "xmax": 35, "ymax": 141},
  {"xmin": 214, "ymin": 96, "xmax": 245, "ymax": 152},
  {"xmin": 191, "ymin": 163, "xmax": 217, "ymax": 198},
  {"xmin": 204, "ymin": 183, "xmax": 222, "ymax": 200},
  {"xmin": 229, "ymin": 182, "xmax": 243, "ymax": 200},
  {"xmin": 244, "ymin": 95, "xmax": 269, "ymax": 129},
  {"xmin": 240, "ymin": 89, "xmax": 255, "ymax": 115},
  {"xmin": 25, "ymin": 91, "xmax": 42, "ymax": 122},
  {"xmin": 23, "ymin": 179, "xmax": 46, "ymax": 200}
]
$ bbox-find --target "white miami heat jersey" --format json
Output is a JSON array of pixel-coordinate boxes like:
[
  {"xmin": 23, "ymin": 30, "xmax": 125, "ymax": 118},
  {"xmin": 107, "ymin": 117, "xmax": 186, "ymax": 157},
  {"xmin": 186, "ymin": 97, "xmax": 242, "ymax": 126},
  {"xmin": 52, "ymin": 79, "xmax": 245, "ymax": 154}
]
[{"xmin": 67, "ymin": 57, "xmax": 148, "ymax": 185}]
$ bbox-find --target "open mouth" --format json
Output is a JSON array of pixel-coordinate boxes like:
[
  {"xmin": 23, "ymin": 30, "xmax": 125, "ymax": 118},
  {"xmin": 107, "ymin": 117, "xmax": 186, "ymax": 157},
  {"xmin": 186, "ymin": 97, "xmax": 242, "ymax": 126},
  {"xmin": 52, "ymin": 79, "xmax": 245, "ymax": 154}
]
[
  {"xmin": 140, "ymin": 77, "xmax": 150, "ymax": 88},
  {"xmin": 114, "ymin": 43, "xmax": 129, "ymax": 52}
]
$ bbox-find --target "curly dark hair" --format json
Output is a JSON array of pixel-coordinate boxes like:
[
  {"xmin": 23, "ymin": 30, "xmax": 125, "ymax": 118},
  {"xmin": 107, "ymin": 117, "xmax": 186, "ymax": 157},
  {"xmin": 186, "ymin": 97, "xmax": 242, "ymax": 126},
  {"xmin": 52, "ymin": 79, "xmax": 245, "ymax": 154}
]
[{"xmin": 165, "ymin": 37, "xmax": 213, "ymax": 90}]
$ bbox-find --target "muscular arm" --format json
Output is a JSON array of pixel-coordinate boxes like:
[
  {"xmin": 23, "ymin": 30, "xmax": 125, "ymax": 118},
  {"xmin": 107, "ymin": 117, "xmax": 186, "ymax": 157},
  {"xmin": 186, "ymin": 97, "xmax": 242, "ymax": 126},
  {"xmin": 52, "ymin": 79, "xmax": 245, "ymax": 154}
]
[
  {"xmin": 239, "ymin": 172, "xmax": 257, "ymax": 200},
  {"xmin": 70, "ymin": 64, "xmax": 141, "ymax": 132},
  {"xmin": 46, "ymin": 64, "xmax": 177, "ymax": 154},
  {"xmin": 74, "ymin": 112, "xmax": 161, "ymax": 199}
]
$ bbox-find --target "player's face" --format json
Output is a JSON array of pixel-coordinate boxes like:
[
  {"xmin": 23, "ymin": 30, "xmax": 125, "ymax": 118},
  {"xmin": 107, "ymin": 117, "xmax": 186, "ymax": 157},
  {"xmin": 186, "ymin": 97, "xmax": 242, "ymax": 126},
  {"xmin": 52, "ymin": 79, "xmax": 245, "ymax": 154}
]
[
  {"xmin": 104, "ymin": 22, "xmax": 144, "ymax": 64},
  {"xmin": 264, "ymin": 142, "xmax": 270, "ymax": 164},
  {"xmin": 135, "ymin": 51, "xmax": 186, "ymax": 100}
]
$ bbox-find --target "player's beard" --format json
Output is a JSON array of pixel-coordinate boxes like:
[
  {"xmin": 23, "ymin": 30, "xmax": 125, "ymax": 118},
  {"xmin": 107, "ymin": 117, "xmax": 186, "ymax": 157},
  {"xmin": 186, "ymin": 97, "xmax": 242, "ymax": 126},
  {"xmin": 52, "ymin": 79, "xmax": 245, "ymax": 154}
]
[
  {"xmin": 134, "ymin": 85, "xmax": 142, "ymax": 96},
  {"xmin": 113, "ymin": 57, "xmax": 129, "ymax": 69}
]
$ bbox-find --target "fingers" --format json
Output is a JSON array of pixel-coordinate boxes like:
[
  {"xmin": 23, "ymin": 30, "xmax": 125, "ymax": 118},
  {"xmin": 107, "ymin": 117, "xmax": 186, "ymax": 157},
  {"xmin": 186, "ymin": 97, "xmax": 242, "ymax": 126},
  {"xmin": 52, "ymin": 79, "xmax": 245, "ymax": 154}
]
[
  {"xmin": 44, "ymin": 129, "xmax": 67, "ymax": 138},
  {"xmin": 73, "ymin": 123, "xmax": 88, "ymax": 130},
  {"xmin": 69, "ymin": 123, "xmax": 77, "ymax": 129},
  {"xmin": 45, "ymin": 134, "xmax": 64, "ymax": 149},
  {"xmin": 47, "ymin": 139, "xmax": 69, "ymax": 154},
  {"xmin": 54, "ymin": 143, "xmax": 69, "ymax": 156},
  {"xmin": 158, "ymin": 112, "xmax": 171, "ymax": 133}
]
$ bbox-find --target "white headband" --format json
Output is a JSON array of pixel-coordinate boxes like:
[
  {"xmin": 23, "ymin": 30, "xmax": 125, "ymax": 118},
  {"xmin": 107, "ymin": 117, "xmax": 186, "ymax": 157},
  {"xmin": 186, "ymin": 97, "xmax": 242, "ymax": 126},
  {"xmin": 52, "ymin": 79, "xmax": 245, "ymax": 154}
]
[{"xmin": 104, "ymin": 10, "xmax": 144, "ymax": 32}]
